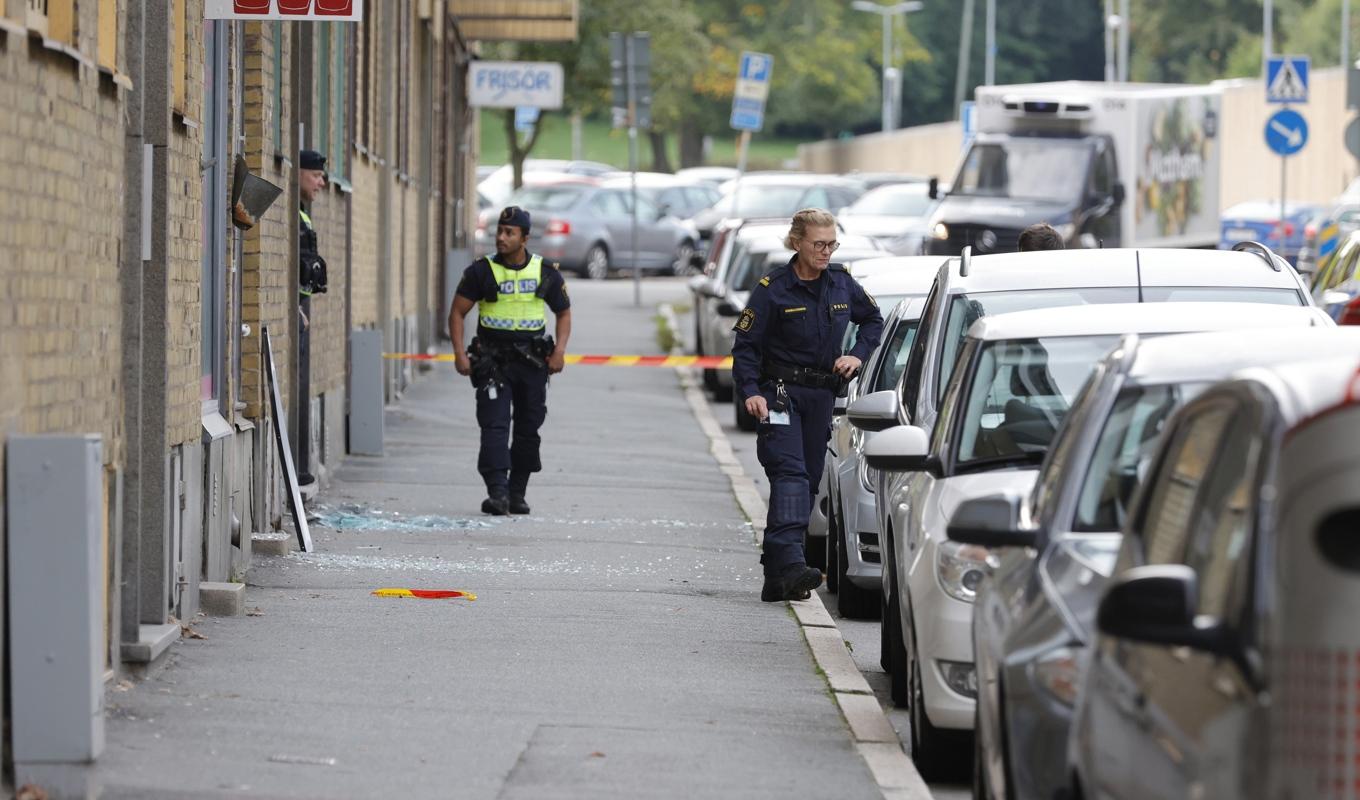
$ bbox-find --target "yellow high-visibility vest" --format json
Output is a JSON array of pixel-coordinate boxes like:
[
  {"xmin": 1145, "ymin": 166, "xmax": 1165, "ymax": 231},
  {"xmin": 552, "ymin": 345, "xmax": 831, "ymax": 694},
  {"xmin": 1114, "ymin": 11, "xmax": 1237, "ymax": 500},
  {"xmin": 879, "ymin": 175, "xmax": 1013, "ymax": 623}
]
[{"xmin": 478, "ymin": 254, "xmax": 546, "ymax": 332}]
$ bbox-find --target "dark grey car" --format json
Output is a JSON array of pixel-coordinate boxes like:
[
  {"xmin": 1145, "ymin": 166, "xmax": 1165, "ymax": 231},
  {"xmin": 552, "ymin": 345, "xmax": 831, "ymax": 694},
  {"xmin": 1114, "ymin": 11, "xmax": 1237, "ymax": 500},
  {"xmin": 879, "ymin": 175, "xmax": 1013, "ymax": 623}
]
[{"xmin": 950, "ymin": 319, "xmax": 1336, "ymax": 800}]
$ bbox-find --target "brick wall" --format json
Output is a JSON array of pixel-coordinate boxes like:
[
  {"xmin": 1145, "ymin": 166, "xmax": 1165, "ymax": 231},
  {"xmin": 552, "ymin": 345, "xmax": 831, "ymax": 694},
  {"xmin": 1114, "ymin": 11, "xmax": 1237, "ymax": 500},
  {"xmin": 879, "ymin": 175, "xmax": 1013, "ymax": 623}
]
[
  {"xmin": 349, "ymin": 157, "xmax": 380, "ymax": 329},
  {"xmin": 241, "ymin": 21, "xmax": 293, "ymax": 420},
  {"xmin": 166, "ymin": 0, "xmax": 205, "ymax": 447},
  {"xmin": 0, "ymin": 5, "xmax": 128, "ymax": 478}
]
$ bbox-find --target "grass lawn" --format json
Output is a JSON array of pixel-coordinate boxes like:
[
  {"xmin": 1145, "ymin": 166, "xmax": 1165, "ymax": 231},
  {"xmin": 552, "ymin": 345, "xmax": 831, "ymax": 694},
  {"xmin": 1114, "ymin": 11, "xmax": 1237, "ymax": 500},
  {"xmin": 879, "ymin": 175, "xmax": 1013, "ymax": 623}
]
[{"xmin": 477, "ymin": 111, "xmax": 805, "ymax": 172}]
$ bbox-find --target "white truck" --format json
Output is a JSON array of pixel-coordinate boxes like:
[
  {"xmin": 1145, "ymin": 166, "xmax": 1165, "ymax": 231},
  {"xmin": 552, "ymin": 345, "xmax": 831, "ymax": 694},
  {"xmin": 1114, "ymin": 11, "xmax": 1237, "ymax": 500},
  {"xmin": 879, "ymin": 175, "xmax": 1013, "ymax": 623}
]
[{"xmin": 925, "ymin": 81, "xmax": 1223, "ymax": 255}]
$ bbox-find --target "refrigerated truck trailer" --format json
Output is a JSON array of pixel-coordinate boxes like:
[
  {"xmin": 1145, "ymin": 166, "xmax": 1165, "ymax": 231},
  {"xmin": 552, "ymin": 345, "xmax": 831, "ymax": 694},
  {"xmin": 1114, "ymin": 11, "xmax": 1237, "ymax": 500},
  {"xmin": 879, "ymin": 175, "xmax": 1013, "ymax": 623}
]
[{"xmin": 925, "ymin": 81, "xmax": 1223, "ymax": 255}]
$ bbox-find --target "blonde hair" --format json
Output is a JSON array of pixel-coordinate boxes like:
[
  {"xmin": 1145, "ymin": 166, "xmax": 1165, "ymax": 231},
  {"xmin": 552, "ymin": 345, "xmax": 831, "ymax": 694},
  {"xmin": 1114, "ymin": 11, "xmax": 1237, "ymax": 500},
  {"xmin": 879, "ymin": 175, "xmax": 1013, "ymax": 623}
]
[{"xmin": 784, "ymin": 208, "xmax": 837, "ymax": 250}]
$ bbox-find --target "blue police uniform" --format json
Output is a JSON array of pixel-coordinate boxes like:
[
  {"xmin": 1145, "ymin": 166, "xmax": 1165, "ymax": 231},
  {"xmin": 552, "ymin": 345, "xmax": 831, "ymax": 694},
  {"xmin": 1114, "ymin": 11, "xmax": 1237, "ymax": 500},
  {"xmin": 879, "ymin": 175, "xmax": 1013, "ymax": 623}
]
[
  {"xmin": 455, "ymin": 251, "xmax": 570, "ymax": 503},
  {"xmin": 732, "ymin": 256, "xmax": 883, "ymax": 593}
]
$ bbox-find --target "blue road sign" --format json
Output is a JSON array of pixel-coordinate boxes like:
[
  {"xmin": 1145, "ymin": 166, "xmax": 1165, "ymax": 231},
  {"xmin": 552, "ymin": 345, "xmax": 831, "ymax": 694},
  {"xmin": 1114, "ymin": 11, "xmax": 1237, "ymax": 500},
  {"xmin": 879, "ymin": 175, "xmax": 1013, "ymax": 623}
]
[
  {"xmin": 1265, "ymin": 108, "xmax": 1308, "ymax": 156},
  {"xmin": 730, "ymin": 97, "xmax": 764, "ymax": 132},
  {"xmin": 740, "ymin": 52, "xmax": 772, "ymax": 82},
  {"xmin": 1266, "ymin": 55, "xmax": 1310, "ymax": 104}
]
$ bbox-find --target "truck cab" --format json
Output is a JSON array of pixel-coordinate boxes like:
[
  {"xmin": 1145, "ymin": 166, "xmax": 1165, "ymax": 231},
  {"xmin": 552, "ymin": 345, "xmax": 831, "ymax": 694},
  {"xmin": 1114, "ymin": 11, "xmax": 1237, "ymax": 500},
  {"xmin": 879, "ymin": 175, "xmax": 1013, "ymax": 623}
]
[{"xmin": 926, "ymin": 93, "xmax": 1125, "ymax": 255}]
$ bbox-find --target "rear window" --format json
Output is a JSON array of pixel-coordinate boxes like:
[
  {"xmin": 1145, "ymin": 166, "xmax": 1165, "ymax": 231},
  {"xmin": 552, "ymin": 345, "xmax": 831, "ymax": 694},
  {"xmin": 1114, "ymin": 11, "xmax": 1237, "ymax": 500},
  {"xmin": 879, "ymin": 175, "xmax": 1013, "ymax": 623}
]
[
  {"xmin": 1140, "ymin": 287, "xmax": 1304, "ymax": 306},
  {"xmin": 937, "ymin": 288, "xmax": 1139, "ymax": 404},
  {"xmin": 508, "ymin": 186, "xmax": 585, "ymax": 212}
]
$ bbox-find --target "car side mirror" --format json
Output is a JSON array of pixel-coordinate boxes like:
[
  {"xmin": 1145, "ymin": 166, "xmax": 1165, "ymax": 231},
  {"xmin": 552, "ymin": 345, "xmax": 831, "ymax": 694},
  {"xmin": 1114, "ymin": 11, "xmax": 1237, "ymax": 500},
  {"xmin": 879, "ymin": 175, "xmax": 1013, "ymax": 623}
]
[
  {"xmin": 1112, "ymin": 182, "xmax": 1126, "ymax": 206},
  {"xmin": 1096, "ymin": 565, "xmax": 1234, "ymax": 655},
  {"xmin": 862, "ymin": 424, "xmax": 938, "ymax": 475},
  {"xmin": 847, "ymin": 390, "xmax": 901, "ymax": 432},
  {"xmin": 656, "ymin": 204, "xmax": 670, "ymax": 221},
  {"xmin": 928, "ymin": 177, "xmax": 940, "ymax": 200},
  {"xmin": 947, "ymin": 493, "xmax": 1035, "ymax": 548},
  {"xmin": 715, "ymin": 298, "xmax": 742, "ymax": 317}
]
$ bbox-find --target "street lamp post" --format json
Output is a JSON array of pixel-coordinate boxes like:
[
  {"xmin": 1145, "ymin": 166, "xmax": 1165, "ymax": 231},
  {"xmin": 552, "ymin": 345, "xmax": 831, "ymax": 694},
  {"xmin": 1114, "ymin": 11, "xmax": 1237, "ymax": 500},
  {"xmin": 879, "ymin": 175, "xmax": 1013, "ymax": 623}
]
[{"xmin": 852, "ymin": 0, "xmax": 924, "ymax": 132}]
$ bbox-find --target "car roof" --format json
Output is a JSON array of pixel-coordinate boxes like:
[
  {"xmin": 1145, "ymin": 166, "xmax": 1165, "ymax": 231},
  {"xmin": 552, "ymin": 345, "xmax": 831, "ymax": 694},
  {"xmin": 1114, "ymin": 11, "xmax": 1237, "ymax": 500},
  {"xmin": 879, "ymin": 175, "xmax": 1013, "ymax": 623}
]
[
  {"xmin": 600, "ymin": 173, "xmax": 716, "ymax": 189},
  {"xmin": 949, "ymin": 248, "xmax": 1303, "ymax": 294},
  {"xmin": 1124, "ymin": 326, "xmax": 1360, "ymax": 386},
  {"xmin": 1231, "ymin": 356, "xmax": 1360, "ymax": 428},
  {"xmin": 968, "ymin": 302, "xmax": 1327, "ymax": 342},
  {"xmin": 858, "ymin": 259, "xmax": 944, "ymax": 297}
]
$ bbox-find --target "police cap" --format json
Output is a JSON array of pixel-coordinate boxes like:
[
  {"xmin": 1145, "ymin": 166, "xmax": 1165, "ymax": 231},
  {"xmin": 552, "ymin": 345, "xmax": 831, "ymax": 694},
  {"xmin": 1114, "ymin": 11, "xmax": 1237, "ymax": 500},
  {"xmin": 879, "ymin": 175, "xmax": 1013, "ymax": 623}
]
[
  {"xmin": 498, "ymin": 205, "xmax": 531, "ymax": 233},
  {"xmin": 300, "ymin": 149, "xmax": 327, "ymax": 170}
]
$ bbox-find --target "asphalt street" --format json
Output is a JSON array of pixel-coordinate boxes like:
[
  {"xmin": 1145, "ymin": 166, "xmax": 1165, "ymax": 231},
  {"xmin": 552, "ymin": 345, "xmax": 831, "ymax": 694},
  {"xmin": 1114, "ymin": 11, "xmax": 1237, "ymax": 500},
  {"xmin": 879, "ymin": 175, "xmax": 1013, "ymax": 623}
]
[
  {"xmin": 673, "ymin": 294, "xmax": 970, "ymax": 800},
  {"xmin": 93, "ymin": 277, "xmax": 894, "ymax": 799}
]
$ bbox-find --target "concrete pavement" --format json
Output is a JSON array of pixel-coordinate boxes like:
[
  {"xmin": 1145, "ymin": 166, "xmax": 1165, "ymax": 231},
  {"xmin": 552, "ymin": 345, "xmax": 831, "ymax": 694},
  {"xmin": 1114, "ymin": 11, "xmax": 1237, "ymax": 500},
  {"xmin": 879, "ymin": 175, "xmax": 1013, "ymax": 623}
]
[{"xmin": 93, "ymin": 278, "xmax": 884, "ymax": 799}]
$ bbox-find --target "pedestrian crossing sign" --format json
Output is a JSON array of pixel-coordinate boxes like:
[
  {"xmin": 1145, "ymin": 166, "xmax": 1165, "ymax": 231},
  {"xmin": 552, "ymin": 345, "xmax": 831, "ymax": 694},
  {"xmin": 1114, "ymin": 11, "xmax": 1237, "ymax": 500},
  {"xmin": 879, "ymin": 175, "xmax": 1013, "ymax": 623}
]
[{"xmin": 1267, "ymin": 56, "xmax": 1310, "ymax": 104}]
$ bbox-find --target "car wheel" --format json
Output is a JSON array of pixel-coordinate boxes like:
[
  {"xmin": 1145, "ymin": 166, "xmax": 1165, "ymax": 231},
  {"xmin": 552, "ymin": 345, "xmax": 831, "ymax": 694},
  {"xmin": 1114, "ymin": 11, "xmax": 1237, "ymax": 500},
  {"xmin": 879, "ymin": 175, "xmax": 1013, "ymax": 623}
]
[
  {"xmin": 887, "ymin": 574, "xmax": 910, "ymax": 707},
  {"xmin": 973, "ymin": 705, "xmax": 987, "ymax": 800},
  {"xmin": 908, "ymin": 618, "xmax": 973, "ymax": 781},
  {"xmin": 734, "ymin": 391, "xmax": 759, "ymax": 432},
  {"xmin": 585, "ymin": 244, "xmax": 610, "ymax": 280},
  {"xmin": 825, "ymin": 494, "xmax": 840, "ymax": 594},
  {"xmin": 672, "ymin": 240, "xmax": 695, "ymax": 277},
  {"xmin": 836, "ymin": 521, "xmax": 879, "ymax": 619}
]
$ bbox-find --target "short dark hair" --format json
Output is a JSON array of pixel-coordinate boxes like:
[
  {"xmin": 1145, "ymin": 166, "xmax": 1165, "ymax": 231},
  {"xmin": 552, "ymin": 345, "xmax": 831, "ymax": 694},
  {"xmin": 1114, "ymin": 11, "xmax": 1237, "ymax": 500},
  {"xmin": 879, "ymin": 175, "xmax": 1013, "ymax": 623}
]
[{"xmin": 1018, "ymin": 223, "xmax": 1065, "ymax": 252}]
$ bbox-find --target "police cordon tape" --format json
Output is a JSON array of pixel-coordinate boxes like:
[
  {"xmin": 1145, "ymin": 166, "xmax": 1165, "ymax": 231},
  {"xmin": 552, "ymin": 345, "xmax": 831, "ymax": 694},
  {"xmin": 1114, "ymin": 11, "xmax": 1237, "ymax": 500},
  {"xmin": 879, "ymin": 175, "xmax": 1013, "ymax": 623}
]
[{"xmin": 383, "ymin": 352, "xmax": 734, "ymax": 369}]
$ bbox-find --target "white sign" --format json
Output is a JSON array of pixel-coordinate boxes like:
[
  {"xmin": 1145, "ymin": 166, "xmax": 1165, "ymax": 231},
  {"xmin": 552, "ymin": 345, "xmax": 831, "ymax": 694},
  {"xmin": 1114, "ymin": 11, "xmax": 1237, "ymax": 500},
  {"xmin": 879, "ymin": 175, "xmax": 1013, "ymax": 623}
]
[
  {"xmin": 205, "ymin": 0, "xmax": 363, "ymax": 21},
  {"xmin": 469, "ymin": 62, "xmax": 565, "ymax": 110}
]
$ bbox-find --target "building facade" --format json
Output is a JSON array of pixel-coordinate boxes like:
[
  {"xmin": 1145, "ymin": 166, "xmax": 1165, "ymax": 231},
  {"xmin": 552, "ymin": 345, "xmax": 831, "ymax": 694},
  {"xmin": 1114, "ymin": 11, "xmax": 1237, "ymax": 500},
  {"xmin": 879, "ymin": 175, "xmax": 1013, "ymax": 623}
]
[{"xmin": 0, "ymin": 0, "xmax": 576, "ymax": 784}]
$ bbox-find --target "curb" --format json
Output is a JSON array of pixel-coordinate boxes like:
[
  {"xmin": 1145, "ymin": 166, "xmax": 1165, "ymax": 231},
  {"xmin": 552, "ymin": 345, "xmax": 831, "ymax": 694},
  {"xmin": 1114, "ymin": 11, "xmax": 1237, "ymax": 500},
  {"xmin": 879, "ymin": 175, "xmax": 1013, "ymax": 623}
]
[{"xmin": 658, "ymin": 303, "xmax": 933, "ymax": 800}]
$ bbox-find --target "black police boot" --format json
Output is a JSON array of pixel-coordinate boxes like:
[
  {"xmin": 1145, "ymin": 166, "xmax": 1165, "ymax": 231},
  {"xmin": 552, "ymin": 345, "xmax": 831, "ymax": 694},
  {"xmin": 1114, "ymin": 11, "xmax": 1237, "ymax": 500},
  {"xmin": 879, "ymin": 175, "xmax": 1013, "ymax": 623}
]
[
  {"xmin": 481, "ymin": 493, "xmax": 510, "ymax": 516},
  {"xmin": 508, "ymin": 495, "xmax": 531, "ymax": 515},
  {"xmin": 508, "ymin": 471, "xmax": 531, "ymax": 515},
  {"xmin": 761, "ymin": 564, "xmax": 823, "ymax": 602}
]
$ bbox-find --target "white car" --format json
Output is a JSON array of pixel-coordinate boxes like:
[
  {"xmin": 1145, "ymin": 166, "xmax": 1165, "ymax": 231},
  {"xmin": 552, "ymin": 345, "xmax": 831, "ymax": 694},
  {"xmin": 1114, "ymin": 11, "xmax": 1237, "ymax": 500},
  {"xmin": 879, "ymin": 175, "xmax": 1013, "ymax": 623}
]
[
  {"xmin": 812, "ymin": 257, "xmax": 945, "ymax": 619},
  {"xmin": 853, "ymin": 301, "xmax": 1326, "ymax": 780}
]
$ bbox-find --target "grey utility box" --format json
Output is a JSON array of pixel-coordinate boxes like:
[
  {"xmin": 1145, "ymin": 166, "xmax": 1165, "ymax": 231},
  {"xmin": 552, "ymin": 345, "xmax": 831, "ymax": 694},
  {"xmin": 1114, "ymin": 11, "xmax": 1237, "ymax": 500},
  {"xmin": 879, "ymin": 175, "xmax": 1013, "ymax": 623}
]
[
  {"xmin": 349, "ymin": 329, "xmax": 385, "ymax": 456},
  {"xmin": 6, "ymin": 435, "xmax": 106, "ymax": 764}
]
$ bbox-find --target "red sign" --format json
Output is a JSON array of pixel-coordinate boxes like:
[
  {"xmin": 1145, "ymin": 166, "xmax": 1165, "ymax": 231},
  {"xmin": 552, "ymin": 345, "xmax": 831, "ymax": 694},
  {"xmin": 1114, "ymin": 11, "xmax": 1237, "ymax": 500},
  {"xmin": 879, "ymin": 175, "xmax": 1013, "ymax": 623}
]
[{"xmin": 207, "ymin": 0, "xmax": 363, "ymax": 21}]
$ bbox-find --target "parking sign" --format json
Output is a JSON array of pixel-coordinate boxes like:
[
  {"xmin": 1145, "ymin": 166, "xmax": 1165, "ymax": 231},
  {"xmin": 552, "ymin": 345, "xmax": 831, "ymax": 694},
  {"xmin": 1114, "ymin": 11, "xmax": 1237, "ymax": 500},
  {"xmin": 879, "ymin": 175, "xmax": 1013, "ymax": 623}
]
[{"xmin": 731, "ymin": 52, "xmax": 774, "ymax": 132}]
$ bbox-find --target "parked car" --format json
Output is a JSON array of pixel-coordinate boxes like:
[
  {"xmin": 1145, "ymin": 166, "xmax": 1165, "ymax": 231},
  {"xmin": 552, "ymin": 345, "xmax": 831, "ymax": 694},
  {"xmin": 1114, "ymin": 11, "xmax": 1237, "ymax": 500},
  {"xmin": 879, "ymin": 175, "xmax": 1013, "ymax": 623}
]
[
  {"xmin": 856, "ymin": 301, "xmax": 1318, "ymax": 779},
  {"xmin": 837, "ymin": 182, "xmax": 938, "ymax": 256},
  {"xmin": 674, "ymin": 166, "xmax": 740, "ymax": 186},
  {"xmin": 600, "ymin": 174, "xmax": 719, "ymax": 275},
  {"xmin": 849, "ymin": 244, "xmax": 1313, "ymax": 778},
  {"xmin": 477, "ymin": 180, "xmax": 698, "ymax": 280},
  {"xmin": 1069, "ymin": 345, "xmax": 1360, "ymax": 800},
  {"xmin": 952, "ymin": 320, "xmax": 1341, "ymax": 800},
  {"xmin": 816, "ymin": 258, "xmax": 946, "ymax": 618},
  {"xmin": 1311, "ymin": 228, "xmax": 1360, "ymax": 323},
  {"xmin": 1217, "ymin": 200, "xmax": 1322, "ymax": 265},
  {"xmin": 689, "ymin": 174, "xmax": 866, "ymax": 261},
  {"xmin": 689, "ymin": 220, "xmax": 881, "ymax": 408},
  {"xmin": 478, "ymin": 159, "xmax": 618, "ymax": 207}
]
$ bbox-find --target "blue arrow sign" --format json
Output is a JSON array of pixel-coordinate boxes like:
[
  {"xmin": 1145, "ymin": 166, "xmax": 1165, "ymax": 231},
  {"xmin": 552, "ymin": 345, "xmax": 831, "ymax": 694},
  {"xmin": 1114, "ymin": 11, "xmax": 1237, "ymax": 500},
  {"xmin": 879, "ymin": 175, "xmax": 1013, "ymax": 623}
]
[{"xmin": 1265, "ymin": 108, "xmax": 1308, "ymax": 156}]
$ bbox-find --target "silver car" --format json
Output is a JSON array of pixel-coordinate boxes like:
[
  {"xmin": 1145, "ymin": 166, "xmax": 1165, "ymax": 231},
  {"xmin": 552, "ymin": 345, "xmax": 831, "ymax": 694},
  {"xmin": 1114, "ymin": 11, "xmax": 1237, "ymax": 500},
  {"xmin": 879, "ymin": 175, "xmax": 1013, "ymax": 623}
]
[
  {"xmin": 837, "ymin": 182, "xmax": 938, "ymax": 256},
  {"xmin": 1068, "ymin": 338, "xmax": 1360, "ymax": 800},
  {"xmin": 951, "ymin": 321, "xmax": 1339, "ymax": 800},
  {"xmin": 480, "ymin": 181, "xmax": 699, "ymax": 280}
]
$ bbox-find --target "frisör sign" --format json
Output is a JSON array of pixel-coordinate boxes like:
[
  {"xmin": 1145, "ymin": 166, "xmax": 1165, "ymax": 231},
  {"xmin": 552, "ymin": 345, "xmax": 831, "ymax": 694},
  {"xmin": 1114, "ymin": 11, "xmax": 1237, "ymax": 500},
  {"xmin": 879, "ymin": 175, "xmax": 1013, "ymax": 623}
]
[
  {"xmin": 468, "ymin": 62, "xmax": 565, "ymax": 110},
  {"xmin": 205, "ymin": 0, "xmax": 363, "ymax": 20}
]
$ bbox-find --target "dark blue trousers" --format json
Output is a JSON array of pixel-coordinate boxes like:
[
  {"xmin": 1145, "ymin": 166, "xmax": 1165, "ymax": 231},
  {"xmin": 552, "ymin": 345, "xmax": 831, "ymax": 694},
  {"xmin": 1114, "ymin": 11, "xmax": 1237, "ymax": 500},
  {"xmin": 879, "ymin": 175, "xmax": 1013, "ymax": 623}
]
[
  {"xmin": 755, "ymin": 382, "xmax": 835, "ymax": 576},
  {"xmin": 475, "ymin": 360, "xmax": 548, "ymax": 495}
]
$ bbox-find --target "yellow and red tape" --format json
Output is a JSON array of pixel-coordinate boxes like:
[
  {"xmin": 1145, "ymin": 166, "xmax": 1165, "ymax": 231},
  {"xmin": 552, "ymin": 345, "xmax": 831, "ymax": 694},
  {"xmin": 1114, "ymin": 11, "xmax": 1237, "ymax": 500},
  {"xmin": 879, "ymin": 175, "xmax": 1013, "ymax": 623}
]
[
  {"xmin": 372, "ymin": 588, "xmax": 477, "ymax": 601},
  {"xmin": 384, "ymin": 353, "xmax": 734, "ymax": 369}
]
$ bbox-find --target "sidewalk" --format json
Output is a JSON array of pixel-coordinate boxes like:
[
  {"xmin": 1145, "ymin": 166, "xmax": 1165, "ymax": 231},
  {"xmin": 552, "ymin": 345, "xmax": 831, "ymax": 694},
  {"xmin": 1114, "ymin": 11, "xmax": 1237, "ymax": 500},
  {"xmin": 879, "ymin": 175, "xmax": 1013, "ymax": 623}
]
[{"xmin": 93, "ymin": 279, "xmax": 882, "ymax": 799}]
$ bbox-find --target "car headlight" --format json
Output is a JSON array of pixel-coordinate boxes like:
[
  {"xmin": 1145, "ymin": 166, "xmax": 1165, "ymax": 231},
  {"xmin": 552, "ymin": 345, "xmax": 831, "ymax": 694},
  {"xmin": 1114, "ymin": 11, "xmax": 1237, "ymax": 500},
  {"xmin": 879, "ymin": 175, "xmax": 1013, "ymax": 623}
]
[
  {"xmin": 936, "ymin": 540, "xmax": 995, "ymax": 602},
  {"xmin": 931, "ymin": 221, "xmax": 950, "ymax": 240},
  {"xmin": 1028, "ymin": 646, "xmax": 1080, "ymax": 707},
  {"xmin": 858, "ymin": 456, "xmax": 878, "ymax": 494}
]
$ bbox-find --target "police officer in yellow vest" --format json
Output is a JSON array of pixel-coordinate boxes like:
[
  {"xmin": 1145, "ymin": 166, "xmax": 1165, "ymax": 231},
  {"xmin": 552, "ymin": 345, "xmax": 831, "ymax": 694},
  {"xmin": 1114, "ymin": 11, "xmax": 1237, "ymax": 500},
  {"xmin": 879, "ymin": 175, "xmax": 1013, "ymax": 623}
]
[{"xmin": 449, "ymin": 206, "xmax": 572, "ymax": 515}]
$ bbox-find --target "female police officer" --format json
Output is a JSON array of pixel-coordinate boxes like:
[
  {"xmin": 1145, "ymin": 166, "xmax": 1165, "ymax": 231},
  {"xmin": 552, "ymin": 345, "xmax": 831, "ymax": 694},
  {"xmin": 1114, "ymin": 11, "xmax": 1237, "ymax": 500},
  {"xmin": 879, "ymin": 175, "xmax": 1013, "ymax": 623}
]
[{"xmin": 732, "ymin": 208, "xmax": 883, "ymax": 602}]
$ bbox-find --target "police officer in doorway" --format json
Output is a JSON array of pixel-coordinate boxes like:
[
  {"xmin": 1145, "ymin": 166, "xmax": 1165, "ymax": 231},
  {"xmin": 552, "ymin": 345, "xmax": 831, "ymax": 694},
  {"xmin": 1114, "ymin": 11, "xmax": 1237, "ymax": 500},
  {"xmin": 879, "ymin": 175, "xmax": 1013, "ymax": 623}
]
[
  {"xmin": 296, "ymin": 149, "xmax": 328, "ymax": 487},
  {"xmin": 732, "ymin": 208, "xmax": 883, "ymax": 602},
  {"xmin": 449, "ymin": 206, "xmax": 572, "ymax": 516}
]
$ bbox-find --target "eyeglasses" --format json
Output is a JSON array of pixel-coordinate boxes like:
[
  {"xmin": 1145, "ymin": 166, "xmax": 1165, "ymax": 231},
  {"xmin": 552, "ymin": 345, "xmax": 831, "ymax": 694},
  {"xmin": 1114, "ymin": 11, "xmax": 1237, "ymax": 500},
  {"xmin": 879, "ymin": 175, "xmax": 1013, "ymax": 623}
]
[{"xmin": 807, "ymin": 240, "xmax": 840, "ymax": 253}]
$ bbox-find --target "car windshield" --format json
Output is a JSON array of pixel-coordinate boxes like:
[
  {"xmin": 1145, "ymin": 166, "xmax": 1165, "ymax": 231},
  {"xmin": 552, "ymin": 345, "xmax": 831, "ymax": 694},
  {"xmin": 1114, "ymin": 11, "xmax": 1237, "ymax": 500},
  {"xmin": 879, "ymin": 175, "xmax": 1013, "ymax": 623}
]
[
  {"xmin": 1072, "ymin": 382, "xmax": 1210, "ymax": 532},
  {"xmin": 872, "ymin": 319, "xmax": 920, "ymax": 392},
  {"xmin": 507, "ymin": 186, "xmax": 586, "ymax": 212},
  {"xmin": 1140, "ymin": 286, "xmax": 1304, "ymax": 306},
  {"xmin": 843, "ymin": 293, "xmax": 907, "ymax": 353},
  {"xmin": 937, "ymin": 288, "xmax": 1139, "ymax": 405},
  {"xmin": 953, "ymin": 138, "xmax": 1091, "ymax": 203},
  {"xmin": 847, "ymin": 185, "xmax": 932, "ymax": 217},
  {"xmin": 711, "ymin": 185, "xmax": 809, "ymax": 216},
  {"xmin": 956, "ymin": 335, "xmax": 1121, "ymax": 467}
]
